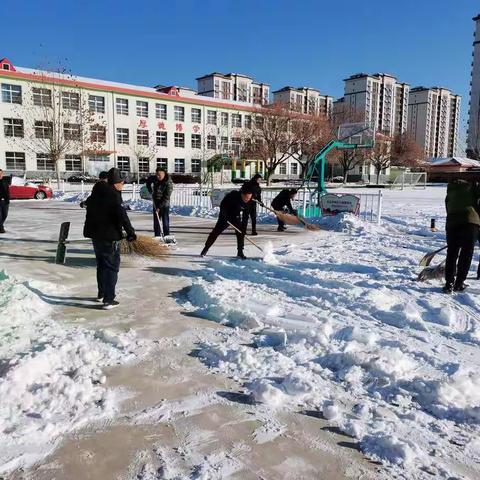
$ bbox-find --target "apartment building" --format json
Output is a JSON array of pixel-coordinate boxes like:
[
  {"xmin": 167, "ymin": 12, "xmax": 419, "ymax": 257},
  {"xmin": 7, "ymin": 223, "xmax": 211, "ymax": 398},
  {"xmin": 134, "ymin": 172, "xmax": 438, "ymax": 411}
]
[
  {"xmin": 272, "ymin": 86, "xmax": 333, "ymax": 117},
  {"xmin": 196, "ymin": 72, "xmax": 270, "ymax": 106},
  {"xmin": 0, "ymin": 59, "xmax": 302, "ymax": 179},
  {"xmin": 343, "ymin": 73, "xmax": 410, "ymax": 136},
  {"xmin": 408, "ymin": 86, "xmax": 461, "ymax": 158},
  {"xmin": 467, "ymin": 14, "xmax": 480, "ymax": 157}
]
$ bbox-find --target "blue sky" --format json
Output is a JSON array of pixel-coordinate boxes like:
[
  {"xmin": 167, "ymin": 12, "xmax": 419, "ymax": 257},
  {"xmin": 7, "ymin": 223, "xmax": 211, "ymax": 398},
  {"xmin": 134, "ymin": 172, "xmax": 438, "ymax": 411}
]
[{"xmin": 2, "ymin": 0, "xmax": 477, "ymax": 133}]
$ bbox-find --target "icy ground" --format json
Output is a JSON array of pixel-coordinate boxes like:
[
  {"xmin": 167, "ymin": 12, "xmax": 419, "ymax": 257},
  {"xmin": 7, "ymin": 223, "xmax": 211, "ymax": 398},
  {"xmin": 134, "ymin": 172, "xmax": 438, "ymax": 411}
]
[
  {"xmin": 175, "ymin": 186, "xmax": 480, "ymax": 480},
  {"xmin": 0, "ymin": 271, "xmax": 148, "ymax": 474}
]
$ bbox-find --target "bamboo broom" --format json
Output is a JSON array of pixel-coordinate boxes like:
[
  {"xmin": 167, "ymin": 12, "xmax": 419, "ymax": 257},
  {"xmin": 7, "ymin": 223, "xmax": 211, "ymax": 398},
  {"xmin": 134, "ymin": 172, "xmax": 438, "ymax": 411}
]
[
  {"xmin": 254, "ymin": 200, "xmax": 320, "ymax": 231},
  {"xmin": 119, "ymin": 235, "xmax": 169, "ymax": 258}
]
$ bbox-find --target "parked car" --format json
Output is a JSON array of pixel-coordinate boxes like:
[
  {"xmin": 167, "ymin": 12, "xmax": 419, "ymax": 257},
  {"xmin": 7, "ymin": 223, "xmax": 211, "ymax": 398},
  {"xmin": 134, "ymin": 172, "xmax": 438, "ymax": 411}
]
[
  {"xmin": 231, "ymin": 177, "xmax": 249, "ymax": 184},
  {"xmin": 67, "ymin": 174, "xmax": 97, "ymax": 183},
  {"xmin": 9, "ymin": 177, "xmax": 53, "ymax": 200}
]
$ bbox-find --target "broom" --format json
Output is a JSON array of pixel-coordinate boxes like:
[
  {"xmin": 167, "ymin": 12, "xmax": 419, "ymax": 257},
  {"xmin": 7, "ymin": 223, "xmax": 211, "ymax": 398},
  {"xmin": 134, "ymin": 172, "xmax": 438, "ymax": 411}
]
[
  {"xmin": 119, "ymin": 235, "xmax": 169, "ymax": 258},
  {"xmin": 254, "ymin": 200, "xmax": 320, "ymax": 231}
]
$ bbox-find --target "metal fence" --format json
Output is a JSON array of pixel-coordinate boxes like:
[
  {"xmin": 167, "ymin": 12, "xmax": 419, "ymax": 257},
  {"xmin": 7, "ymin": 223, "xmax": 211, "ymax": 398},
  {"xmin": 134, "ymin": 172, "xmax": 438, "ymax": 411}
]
[{"xmin": 57, "ymin": 182, "xmax": 382, "ymax": 223}]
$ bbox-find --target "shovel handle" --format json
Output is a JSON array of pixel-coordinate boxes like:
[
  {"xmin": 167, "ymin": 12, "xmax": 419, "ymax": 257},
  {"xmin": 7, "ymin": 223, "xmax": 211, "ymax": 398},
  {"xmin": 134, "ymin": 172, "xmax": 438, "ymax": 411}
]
[{"xmin": 227, "ymin": 221, "xmax": 264, "ymax": 253}]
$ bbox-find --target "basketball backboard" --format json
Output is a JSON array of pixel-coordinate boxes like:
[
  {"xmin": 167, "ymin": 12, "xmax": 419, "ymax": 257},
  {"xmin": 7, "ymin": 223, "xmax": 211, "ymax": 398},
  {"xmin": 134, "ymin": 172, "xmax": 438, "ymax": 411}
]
[{"xmin": 337, "ymin": 122, "xmax": 375, "ymax": 148}]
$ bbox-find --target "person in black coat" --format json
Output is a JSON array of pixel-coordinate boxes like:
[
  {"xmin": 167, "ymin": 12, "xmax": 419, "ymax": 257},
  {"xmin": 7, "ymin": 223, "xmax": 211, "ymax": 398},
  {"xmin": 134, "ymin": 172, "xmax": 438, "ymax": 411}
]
[
  {"xmin": 146, "ymin": 168, "xmax": 174, "ymax": 236},
  {"xmin": 80, "ymin": 171, "xmax": 108, "ymax": 208},
  {"xmin": 201, "ymin": 184, "xmax": 254, "ymax": 259},
  {"xmin": 0, "ymin": 169, "xmax": 10, "ymax": 234},
  {"xmin": 271, "ymin": 189, "xmax": 298, "ymax": 232},
  {"xmin": 83, "ymin": 168, "xmax": 136, "ymax": 309},
  {"xmin": 244, "ymin": 173, "xmax": 262, "ymax": 235}
]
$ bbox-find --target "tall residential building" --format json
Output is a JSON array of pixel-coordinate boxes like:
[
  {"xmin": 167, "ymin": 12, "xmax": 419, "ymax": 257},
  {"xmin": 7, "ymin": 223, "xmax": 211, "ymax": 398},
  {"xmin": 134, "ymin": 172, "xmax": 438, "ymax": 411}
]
[
  {"xmin": 0, "ymin": 58, "xmax": 302, "ymax": 179},
  {"xmin": 196, "ymin": 72, "xmax": 270, "ymax": 106},
  {"xmin": 343, "ymin": 73, "xmax": 410, "ymax": 136},
  {"xmin": 467, "ymin": 14, "xmax": 480, "ymax": 157},
  {"xmin": 408, "ymin": 87, "xmax": 461, "ymax": 158},
  {"xmin": 272, "ymin": 86, "xmax": 333, "ymax": 117}
]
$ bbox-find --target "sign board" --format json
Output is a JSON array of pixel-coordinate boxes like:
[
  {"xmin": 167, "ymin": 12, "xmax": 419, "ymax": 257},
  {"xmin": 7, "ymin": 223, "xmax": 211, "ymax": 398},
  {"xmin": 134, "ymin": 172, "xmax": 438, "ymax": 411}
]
[
  {"xmin": 211, "ymin": 189, "xmax": 231, "ymax": 207},
  {"xmin": 320, "ymin": 193, "xmax": 360, "ymax": 216}
]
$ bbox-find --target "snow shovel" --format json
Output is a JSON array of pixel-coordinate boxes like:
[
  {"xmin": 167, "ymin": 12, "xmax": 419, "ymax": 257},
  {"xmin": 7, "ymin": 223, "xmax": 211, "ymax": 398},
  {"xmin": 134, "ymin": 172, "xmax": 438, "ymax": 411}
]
[
  {"xmin": 419, "ymin": 245, "xmax": 447, "ymax": 267},
  {"xmin": 254, "ymin": 200, "xmax": 320, "ymax": 231},
  {"xmin": 155, "ymin": 209, "xmax": 176, "ymax": 245},
  {"xmin": 55, "ymin": 221, "xmax": 71, "ymax": 264},
  {"xmin": 227, "ymin": 221, "xmax": 264, "ymax": 253}
]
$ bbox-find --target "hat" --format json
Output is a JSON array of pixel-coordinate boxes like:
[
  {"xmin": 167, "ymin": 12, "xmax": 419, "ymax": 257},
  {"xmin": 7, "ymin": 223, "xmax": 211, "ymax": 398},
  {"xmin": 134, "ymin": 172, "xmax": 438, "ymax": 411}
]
[
  {"xmin": 107, "ymin": 167, "xmax": 124, "ymax": 185},
  {"xmin": 252, "ymin": 173, "xmax": 262, "ymax": 181},
  {"xmin": 240, "ymin": 183, "xmax": 255, "ymax": 194},
  {"xmin": 99, "ymin": 171, "xmax": 108, "ymax": 180}
]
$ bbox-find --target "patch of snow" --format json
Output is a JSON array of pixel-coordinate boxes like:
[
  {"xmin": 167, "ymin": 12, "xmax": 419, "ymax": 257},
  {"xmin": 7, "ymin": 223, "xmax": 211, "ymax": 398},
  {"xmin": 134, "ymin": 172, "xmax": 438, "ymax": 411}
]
[
  {"xmin": 179, "ymin": 186, "xmax": 480, "ymax": 479},
  {"xmin": 0, "ymin": 271, "xmax": 148, "ymax": 474}
]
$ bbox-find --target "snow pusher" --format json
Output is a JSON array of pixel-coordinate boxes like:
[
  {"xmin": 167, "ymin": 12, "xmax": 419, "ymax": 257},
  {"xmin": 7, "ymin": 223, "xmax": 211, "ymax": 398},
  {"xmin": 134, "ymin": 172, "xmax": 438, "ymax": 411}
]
[{"xmin": 419, "ymin": 245, "xmax": 447, "ymax": 267}]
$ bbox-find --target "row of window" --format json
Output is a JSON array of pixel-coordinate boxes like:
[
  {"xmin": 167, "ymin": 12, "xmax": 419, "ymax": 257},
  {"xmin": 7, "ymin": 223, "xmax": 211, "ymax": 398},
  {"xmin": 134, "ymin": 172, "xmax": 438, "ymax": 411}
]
[
  {"xmin": 3, "ymin": 117, "xmax": 245, "ymax": 150},
  {"xmin": 4, "ymin": 151, "xmax": 297, "ymax": 174},
  {"xmin": 116, "ymin": 157, "xmax": 199, "ymax": 174},
  {"xmin": 5, "ymin": 151, "xmax": 84, "ymax": 171},
  {"xmin": 117, "ymin": 128, "xmax": 242, "ymax": 149},
  {"xmin": 3, "ymin": 151, "xmax": 200, "ymax": 174},
  {"xmin": 3, "ymin": 117, "xmax": 106, "ymax": 142},
  {"xmin": 1, "ymin": 83, "xmax": 255, "ymax": 127}
]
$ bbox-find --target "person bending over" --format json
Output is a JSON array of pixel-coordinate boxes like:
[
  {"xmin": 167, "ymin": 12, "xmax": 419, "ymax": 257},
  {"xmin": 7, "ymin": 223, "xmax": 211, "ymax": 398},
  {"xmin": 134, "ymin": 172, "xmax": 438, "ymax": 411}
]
[
  {"xmin": 271, "ymin": 188, "xmax": 298, "ymax": 232},
  {"xmin": 201, "ymin": 184, "xmax": 254, "ymax": 259}
]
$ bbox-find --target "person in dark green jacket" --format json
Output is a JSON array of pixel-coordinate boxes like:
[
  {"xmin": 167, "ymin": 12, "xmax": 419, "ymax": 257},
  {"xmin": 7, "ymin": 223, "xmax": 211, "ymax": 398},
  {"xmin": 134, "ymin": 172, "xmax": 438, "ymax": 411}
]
[
  {"xmin": 146, "ymin": 168, "xmax": 173, "ymax": 236},
  {"xmin": 443, "ymin": 179, "xmax": 480, "ymax": 293}
]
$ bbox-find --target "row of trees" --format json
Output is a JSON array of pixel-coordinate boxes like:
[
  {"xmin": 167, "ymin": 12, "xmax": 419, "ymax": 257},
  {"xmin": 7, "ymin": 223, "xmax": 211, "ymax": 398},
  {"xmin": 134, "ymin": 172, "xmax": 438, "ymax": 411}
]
[{"xmin": 240, "ymin": 103, "xmax": 426, "ymax": 185}]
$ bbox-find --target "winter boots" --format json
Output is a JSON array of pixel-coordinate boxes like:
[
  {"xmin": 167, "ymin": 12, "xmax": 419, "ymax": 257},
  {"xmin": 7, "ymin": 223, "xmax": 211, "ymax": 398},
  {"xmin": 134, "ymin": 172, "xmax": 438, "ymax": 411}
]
[
  {"xmin": 453, "ymin": 282, "xmax": 468, "ymax": 292},
  {"xmin": 442, "ymin": 282, "xmax": 468, "ymax": 294},
  {"xmin": 442, "ymin": 283, "xmax": 453, "ymax": 294}
]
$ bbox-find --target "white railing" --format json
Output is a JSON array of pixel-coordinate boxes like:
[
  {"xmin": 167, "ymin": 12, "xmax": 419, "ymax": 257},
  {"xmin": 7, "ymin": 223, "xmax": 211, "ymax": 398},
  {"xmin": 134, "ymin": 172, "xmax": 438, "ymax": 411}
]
[
  {"xmin": 299, "ymin": 188, "xmax": 383, "ymax": 224},
  {"xmin": 57, "ymin": 182, "xmax": 382, "ymax": 223}
]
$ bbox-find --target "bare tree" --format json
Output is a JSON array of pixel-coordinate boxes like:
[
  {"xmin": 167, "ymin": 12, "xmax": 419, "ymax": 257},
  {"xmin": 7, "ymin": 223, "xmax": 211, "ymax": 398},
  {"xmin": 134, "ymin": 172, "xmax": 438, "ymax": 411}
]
[
  {"xmin": 242, "ymin": 103, "xmax": 299, "ymax": 185},
  {"xmin": 289, "ymin": 113, "xmax": 334, "ymax": 178},
  {"xmin": 128, "ymin": 128, "xmax": 157, "ymax": 183},
  {"xmin": 11, "ymin": 68, "xmax": 105, "ymax": 187},
  {"xmin": 337, "ymin": 148, "xmax": 368, "ymax": 182},
  {"xmin": 391, "ymin": 132, "xmax": 426, "ymax": 168},
  {"xmin": 329, "ymin": 103, "xmax": 367, "ymax": 182},
  {"xmin": 366, "ymin": 134, "xmax": 393, "ymax": 184}
]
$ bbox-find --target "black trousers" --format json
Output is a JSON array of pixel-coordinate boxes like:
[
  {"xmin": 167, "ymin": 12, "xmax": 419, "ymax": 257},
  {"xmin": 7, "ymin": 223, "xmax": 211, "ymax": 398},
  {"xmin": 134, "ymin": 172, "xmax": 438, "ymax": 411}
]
[
  {"xmin": 248, "ymin": 202, "xmax": 257, "ymax": 233},
  {"xmin": 153, "ymin": 205, "xmax": 170, "ymax": 236},
  {"xmin": 0, "ymin": 200, "xmax": 9, "ymax": 230},
  {"xmin": 445, "ymin": 224, "xmax": 479, "ymax": 285},
  {"xmin": 92, "ymin": 239, "xmax": 121, "ymax": 303},
  {"xmin": 203, "ymin": 217, "xmax": 245, "ymax": 254}
]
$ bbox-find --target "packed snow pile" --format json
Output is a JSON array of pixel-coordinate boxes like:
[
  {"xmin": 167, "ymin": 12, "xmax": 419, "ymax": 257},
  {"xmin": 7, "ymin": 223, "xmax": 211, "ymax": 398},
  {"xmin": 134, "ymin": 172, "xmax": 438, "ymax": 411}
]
[
  {"xmin": 182, "ymin": 187, "xmax": 480, "ymax": 479},
  {"xmin": 0, "ymin": 271, "xmax": 148, "ymax": 474},
  {"xmin": 53, "ymin": 191, "xmax": 90, "ymax": 202}
]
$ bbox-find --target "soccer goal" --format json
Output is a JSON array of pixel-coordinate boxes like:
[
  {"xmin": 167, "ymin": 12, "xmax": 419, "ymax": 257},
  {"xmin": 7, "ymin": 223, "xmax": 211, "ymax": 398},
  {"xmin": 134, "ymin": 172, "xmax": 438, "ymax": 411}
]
[{"xmin": 391, "ymin": 170, "xmax": 427, "ymax": 189}]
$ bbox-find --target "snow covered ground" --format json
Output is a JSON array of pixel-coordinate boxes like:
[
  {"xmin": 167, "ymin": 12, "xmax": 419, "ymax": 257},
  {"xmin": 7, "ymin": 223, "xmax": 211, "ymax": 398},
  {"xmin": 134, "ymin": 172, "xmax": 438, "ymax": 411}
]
[
  {"xmin": 5, "ymin": 185, "xmax": 480, "ymax": 479},
  {"xmin": 175, "ymin": 186, "xmax": 480, "ymax": 479},
  {"xmin": 0, "ymin": 271, "xmax": 149, "ymax": 474}
]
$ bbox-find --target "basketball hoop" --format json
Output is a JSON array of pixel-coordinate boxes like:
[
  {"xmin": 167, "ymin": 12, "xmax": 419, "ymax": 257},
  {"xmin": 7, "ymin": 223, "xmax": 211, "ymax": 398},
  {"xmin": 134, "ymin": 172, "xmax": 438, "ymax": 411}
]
[{"xmin": 337, "ymin": 122, "xmax": 375, "ymax": 148}]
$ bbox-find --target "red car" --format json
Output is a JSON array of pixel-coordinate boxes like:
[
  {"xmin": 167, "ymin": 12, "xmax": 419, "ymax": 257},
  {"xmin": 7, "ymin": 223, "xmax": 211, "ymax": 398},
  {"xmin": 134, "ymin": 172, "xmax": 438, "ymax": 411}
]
[{"xmin": 9, "ymin": 178, "xmax": 53, "ymax": 200}]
